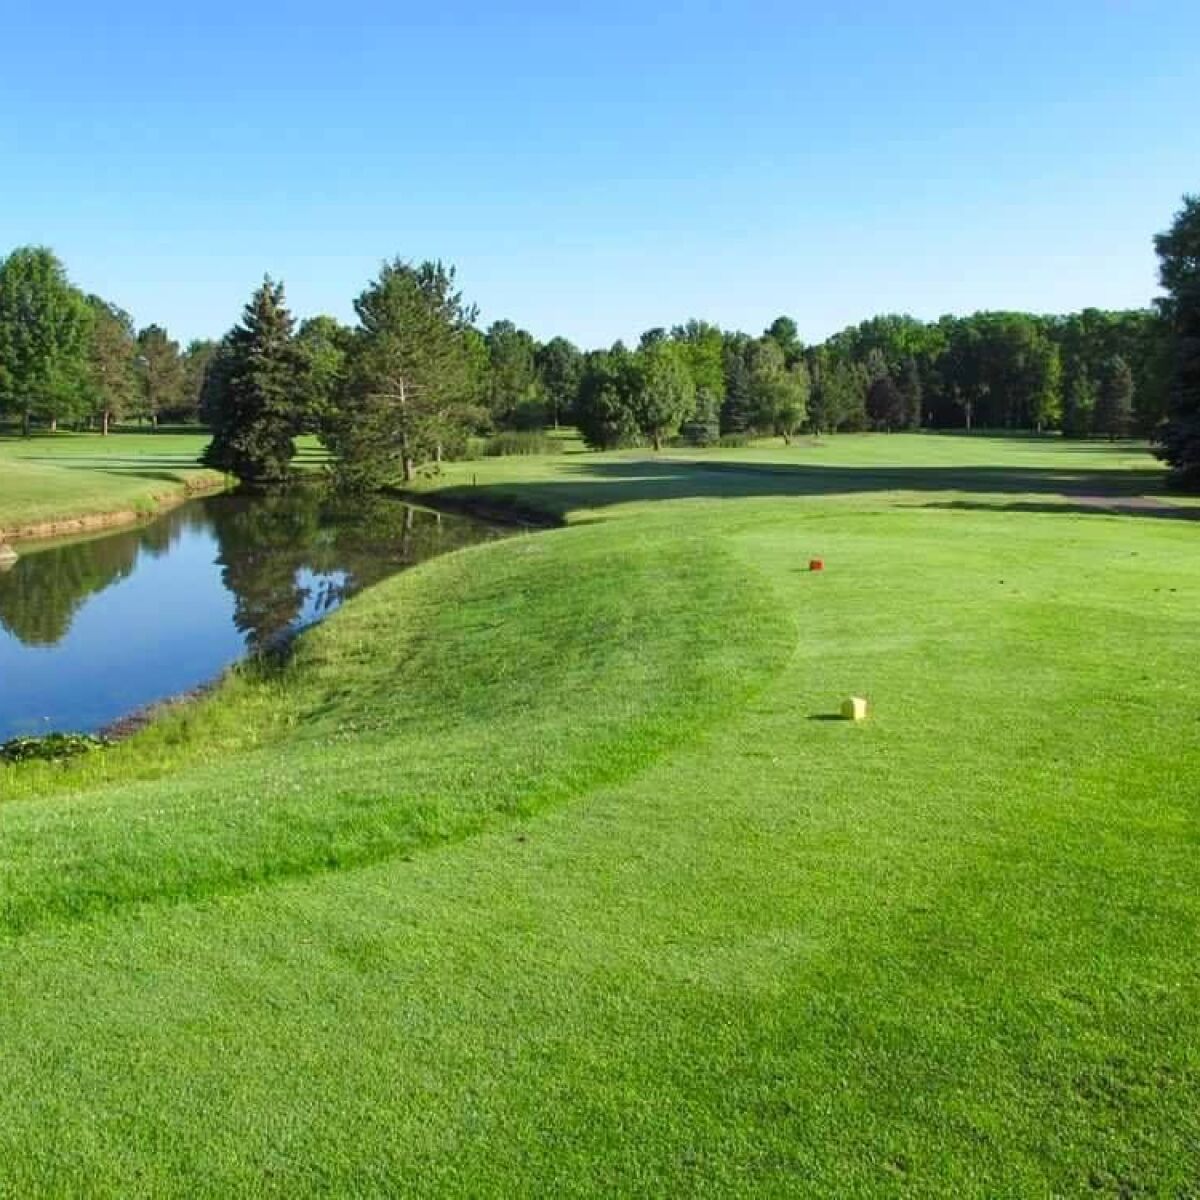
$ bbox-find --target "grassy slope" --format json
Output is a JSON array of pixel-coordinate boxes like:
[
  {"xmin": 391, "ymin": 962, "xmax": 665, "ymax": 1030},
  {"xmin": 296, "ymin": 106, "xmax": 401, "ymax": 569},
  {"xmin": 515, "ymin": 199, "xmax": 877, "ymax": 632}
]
[
  {"xmin": 0, "ymin": 431, "xmax": 224, "ymax": 535},
  {"xmin": 1, "ymin": 435, "xmax": 1198, "ymax": 1196}
]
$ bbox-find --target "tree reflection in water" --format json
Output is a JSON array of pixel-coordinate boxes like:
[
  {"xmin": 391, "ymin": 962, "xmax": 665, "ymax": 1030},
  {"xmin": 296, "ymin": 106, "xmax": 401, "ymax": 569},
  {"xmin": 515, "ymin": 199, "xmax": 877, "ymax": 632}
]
[{"xmin": 0, "ymin": 488, "xmax": 501, "ymax": 651}]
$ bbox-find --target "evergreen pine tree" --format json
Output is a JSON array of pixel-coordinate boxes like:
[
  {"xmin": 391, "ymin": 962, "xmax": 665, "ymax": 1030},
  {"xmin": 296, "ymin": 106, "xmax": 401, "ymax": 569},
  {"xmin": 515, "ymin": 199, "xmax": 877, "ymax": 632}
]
[
  {"xmin": 719, "ymin": 338, "xmax": 754, "ymax": 434},
  {"xmin": 202, "ymin": 278, "xmax": 300, "ymax": 486},
  {"xmin": 1154, "ymin": 195, "xmax": 1200, "ymax": 488},
  {"xmin": 325, "ymin": 260, "xmax": 477, "ymax": 487}
]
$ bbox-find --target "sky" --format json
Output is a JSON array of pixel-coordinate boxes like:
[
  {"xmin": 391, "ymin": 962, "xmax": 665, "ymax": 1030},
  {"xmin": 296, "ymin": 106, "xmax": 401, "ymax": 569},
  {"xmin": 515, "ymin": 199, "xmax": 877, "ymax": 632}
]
[{"xmin": 1, "ymin": 1, "xmax": 1197, "ymax": 347}]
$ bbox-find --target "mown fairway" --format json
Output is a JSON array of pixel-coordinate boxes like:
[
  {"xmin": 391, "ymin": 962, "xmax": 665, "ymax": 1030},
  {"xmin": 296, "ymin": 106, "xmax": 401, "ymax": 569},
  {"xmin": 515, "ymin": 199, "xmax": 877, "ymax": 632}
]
[
  {"xmin": 0, "ymin": 431, "xmax": 220, "ymax": 534},
  {"xmin": 1, "ymin": 434, "xmax": 1198, "ymax": 1196}
]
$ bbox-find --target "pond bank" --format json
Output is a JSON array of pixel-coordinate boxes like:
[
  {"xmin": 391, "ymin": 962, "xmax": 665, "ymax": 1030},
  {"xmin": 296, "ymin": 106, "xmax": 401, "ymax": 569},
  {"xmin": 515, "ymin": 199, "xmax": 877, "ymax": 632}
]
[
  {"xmin": 0, "ymin": 488, "xmax": 509, "ymax": 741},
  {"xmin": 0, "ymin": 473, "xmax": 228, "ymax": 547}
]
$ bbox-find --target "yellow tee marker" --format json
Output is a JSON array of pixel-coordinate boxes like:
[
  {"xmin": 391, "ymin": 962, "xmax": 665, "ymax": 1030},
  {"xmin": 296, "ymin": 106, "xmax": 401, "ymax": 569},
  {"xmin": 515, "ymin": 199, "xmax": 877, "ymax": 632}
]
[{"xmin": 842, "ymin": 696, "xmax": 868, "ymax": 722}]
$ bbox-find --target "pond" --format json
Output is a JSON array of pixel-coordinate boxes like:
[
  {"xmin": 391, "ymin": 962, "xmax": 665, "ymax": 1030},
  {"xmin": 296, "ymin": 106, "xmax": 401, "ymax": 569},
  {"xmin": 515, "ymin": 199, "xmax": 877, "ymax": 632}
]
[{"xmin": 0, "ymin": 489, "xmax": 505, "ymax": 740}]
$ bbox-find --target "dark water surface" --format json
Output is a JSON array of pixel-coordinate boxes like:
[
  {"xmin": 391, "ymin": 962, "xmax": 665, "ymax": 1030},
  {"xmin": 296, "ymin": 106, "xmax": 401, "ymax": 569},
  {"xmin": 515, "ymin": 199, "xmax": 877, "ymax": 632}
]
[{"xmin": 0, "ymin": 490, "xmax": 504, "ymax": 740}]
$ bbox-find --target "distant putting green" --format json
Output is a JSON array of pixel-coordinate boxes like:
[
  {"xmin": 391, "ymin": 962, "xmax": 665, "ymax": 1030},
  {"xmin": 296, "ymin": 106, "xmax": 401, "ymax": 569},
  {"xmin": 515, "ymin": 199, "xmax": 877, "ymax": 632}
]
[{"xmin": 1, "ymin": 433, "xmax": 1198, "ymax": 1196}]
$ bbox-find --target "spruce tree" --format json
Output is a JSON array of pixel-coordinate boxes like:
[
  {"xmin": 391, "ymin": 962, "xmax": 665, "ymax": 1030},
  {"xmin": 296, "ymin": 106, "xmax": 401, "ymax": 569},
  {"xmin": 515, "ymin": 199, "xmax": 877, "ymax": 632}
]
[
  {"xmin": 719, "ymin": 334, "xmax": 754, "ymax": 434},
  {"xmin": 203, "ymin": 278, "xmax": 300, "ymax": 486},
  {"xmin": 1154, "ymin": 195, "xmax": 1200, "ymax": 488}
]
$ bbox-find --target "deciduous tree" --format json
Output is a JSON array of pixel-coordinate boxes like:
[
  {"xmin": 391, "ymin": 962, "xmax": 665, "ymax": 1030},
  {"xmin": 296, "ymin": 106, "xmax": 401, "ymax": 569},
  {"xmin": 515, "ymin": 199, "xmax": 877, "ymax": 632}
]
[
  {"xmin": 899, "ymin": 356, "xmax": 923, "ymax": 429},
  {"xmin": 485, "ymin": 319, "xmax": 542, "ymax": 429},
  {"xmin": 1061, "ymin": 363, "xmax": 1096, "ymax": 438},
  {"xmin": 535, "ymin": 336, "xmax": 583, "ymax": 428},
  {"xmin": 134, "ymin": 325, "xmax": 184, "ymax": 428},
  {"xmin": 746, "ymin": 338, "xmax": 807, "ymax": 442},
  {"xmin": 635, "ymin": 342, "xmax": 695, "ymax": 450},
  {"xmin": 294, "ymin": 316, "xmax": 349, "ymax": 433},
  {"xmin": 84, "ymin": 297, "xmax": 137, "ymax": 435},
  {"xmin": 180, "ymin": 339, "xmax": 220, "ymax": 426},
  {"xmin": 0, "ymin": 247, "xmax": 90, "ymax": 435},
  {"xmin": 575, "ymin": 347, "xmax": 640, "ymax": 449},
  {"xmin": 1094, "ymin": 354, "xmax": 1134, "ymax": 439}
]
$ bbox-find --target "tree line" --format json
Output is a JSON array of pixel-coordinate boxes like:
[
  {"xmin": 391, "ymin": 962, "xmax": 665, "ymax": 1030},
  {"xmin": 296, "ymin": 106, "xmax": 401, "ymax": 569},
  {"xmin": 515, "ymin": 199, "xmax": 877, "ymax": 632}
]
[
  {"xmin": 0, "ymin": 248, "xmax": 216, "ymax": 434},
  {"xmin": 2, "ymin": 189, "xmax": 1197, "ymax": 488}
]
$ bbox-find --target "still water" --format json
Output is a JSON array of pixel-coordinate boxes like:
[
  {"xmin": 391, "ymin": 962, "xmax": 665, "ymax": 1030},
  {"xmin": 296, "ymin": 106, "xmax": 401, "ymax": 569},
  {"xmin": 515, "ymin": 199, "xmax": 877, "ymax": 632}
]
[{"xmin": 0, "ymin": 490, "xmax": 504, "ymax": 740}]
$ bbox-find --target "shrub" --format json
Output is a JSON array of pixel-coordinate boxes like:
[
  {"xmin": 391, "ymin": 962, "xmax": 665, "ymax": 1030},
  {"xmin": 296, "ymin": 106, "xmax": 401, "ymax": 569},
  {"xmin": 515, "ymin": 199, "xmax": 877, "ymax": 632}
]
[
  {"xmin": 1, "ymin": 733, "xmax": 109, "ymax": 764},
  {"xmin": 484, "ymin": 431, "xmax": 557, "ymax": 457},
  {"xmin": 718, "ymin": 432, "xmax": 754, "ymax": 448},
  {"xmin": 675, "ymin": 421, "xmax": 719, "ymax": 447}
]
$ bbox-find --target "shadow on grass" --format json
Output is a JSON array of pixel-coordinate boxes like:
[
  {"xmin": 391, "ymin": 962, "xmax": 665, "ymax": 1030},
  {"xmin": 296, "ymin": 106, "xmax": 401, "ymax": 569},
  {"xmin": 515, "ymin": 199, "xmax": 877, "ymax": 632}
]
[
  {"xmin": 921, "ymin": 499, "xmax": 1198, "ymax": 522},
  {"xmin": 96, "ymin": 468, "xmax": 199, "ymax": 485},
  {"xmin": 17, "ymin": 456, "xmax": 203, "ymax": 472},
  {"xmin": 445, "ymin": 457, "xmax": 1187, "ymax": 521}
]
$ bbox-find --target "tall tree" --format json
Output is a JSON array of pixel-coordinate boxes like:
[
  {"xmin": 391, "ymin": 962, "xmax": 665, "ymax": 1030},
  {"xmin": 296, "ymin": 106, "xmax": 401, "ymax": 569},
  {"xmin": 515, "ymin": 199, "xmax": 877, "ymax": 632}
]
[
  {"xmin": 671, "ymin": 320, "xmax": 725, "ymax": 443},
  {"xmin": 634, "ymin": 342, "xmax": 695, "ymax": 451},
  {"xmin": 806, "ymin": 349, "xmax": 864, "ymax": 435},
  {"xmin": 575, "ymin": 347, "xmax": 640, "ymax": 449},
  {"xmin": 326, "ymin": 259, "xmax": 477, "ymax": 486},
  {"xmin": 1061, "ymin": 363, "xmax": 1097, "ymax": 439},
  {"xmin": 180, "ymin": 339, "xmax": 219, "ymax": 426},
  {"xmin": 294, "ymin": 316, "xmax": 349, "ymax": 433},
  {"xmin": 0, "ymin": 247, "xmax": 90, "ymax": 435},
  {"xmin": 535, "ymin": 336, "xmax": 583, "ymax": 428},
  {"xmin": 84, "ymin": 296, "xmax": 137, "ymax": 435},
  {"xmin": 805, "ymin": 349, "xmax": 834, "ymax": 435},
  {"xmin": 462, "ymin": 327, "xmax": 491, "ymax": 411},
  {"xmin": 764, "ymin": 315, "xmax": 803, "ymax": 365},
  {"xmin": 1154, "ymin": 195, "xmax": 1200, "ymax": 488},
  {"xmin": 1094, "ymin": 354, "xmax": 1134, "ymax": 440},
  {"xmin": 898, "ymin": 356, "xmax": 923, "ymax": 429},
  {"xmin": 134, "ymin": 324, "xmax": 184, "ymax": 428},
  {"xmin": 202, "ymin": 278, "xmax": 301, "ymax": 486},
  {"xmin": 866, "ymin": 373, "xmax": 905, "ymax": 431},
  {"xmin": 199, "ymin": 339, "xmax": 235, "ymax": 429},
  {"xmin": 746, "ymin": 338, "xmax": 808, "ymax": 442},
  {"xmin": 720, "ymin": 332, "xmax": 755, "ymax": 434},
  {"xmin": 485, "ymin": 319, "xmax": 542, "ymax": 429}
]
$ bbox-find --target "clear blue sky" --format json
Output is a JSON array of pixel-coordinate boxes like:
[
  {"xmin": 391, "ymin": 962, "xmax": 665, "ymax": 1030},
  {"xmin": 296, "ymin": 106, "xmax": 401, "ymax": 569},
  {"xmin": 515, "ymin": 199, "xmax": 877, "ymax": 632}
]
[{"xmin": 2, "ymin": 1, "xmax": 1196, "ymax": 347}]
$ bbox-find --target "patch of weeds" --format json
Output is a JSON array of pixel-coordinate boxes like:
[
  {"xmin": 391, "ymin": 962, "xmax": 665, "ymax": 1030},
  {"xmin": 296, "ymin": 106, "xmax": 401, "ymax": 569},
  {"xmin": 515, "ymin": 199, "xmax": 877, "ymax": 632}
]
[{"xmin": 0, "ymin": 732, "xmax": 110, "ymax": 764}]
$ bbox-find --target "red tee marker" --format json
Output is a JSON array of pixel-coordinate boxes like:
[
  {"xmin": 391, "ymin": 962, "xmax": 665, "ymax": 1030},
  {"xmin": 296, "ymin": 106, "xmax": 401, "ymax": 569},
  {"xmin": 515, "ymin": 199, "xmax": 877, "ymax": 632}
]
[{"xmin": 809, "ymin": 559, "xmax": 824, "ymax": 572}]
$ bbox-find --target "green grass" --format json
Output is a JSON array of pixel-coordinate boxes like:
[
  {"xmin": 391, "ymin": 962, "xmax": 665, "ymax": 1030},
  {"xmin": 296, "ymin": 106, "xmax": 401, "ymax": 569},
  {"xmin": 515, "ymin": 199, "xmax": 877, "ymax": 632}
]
[
  {"xmin": 0, "ymin": 430, "xmax": 330, "ymax": 536},
  {"xmin": 0, "ymin": 430, "xmax": 220, "ymax": 534},
  {"xmin": 1, "ymin": 433, "xmax": 1199, "ymax": 1195}
]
